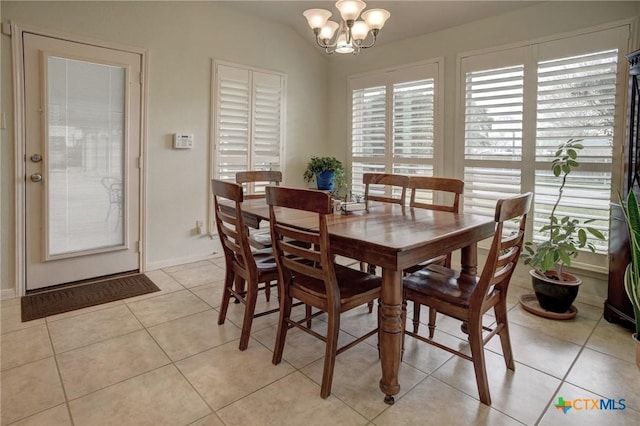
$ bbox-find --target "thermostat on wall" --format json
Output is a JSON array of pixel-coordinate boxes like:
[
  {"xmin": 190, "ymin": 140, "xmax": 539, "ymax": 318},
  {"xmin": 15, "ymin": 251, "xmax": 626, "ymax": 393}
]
[{"xmin": 173, "ymin": 133, "xmax": 194, "ymax": 149}]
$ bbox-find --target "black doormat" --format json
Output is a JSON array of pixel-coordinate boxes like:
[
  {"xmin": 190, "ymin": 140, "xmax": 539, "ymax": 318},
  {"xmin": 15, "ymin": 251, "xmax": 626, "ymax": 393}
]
[{"xmin": 21, "ymin": 274, "xmax": 160, "ymax": 322}]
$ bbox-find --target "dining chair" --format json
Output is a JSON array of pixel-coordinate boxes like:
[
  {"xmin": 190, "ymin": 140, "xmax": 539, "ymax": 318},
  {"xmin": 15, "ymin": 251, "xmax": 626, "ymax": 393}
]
[
  {"xmin": 363, "ymin": 173, "xmax": 410, "ymax": 211},
  {"xmin": 360, "ymin": 173, "xmax": 411, "ymax": 311},
  {"xmin": 266, "ymin": 186, "xmax": 382, "ymax": 399},
  {"xmin": 405, "ymin": 176, "xmax": 465, "ymax": 335},
  {"xmin": 236, "ymin": 171, "xmax": 283, "ymax": 250},
  {"xmin": 212, "ymin": 178, "xmax": 280, "ymax": 351},
  {"xmin": 402, "ymin": 192, "xmax": 532, "ymax": 406},
  {"xmin": 236, "ymin": 170, "xmax": 282, "ymax": 199}
]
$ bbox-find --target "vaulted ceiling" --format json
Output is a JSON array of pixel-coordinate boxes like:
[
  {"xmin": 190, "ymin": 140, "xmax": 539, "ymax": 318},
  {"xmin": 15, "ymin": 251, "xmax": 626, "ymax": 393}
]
[{"xmin": 224, "ymin": 1, "xmax": 540, "ymax": 47}]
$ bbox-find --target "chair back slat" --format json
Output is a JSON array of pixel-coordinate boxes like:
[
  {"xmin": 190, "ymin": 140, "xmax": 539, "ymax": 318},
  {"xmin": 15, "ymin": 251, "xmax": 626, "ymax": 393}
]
[
  {"xmin": 211, "ymin": 179, "xmax": 258, "ymax": 280},
  {"xmin": 363, "ymin": 173, "xmax": 409, "ymax": 208},
  {"xmin": 472, "ymin": 192, "xmax": 532, "ymax": 311},
  {"xmin": 409, "ymin": 176, "xmax": 464, "ymax": 213},
  {"xmin": 278, "ymin": 235, "xmax": 322, "ymax": 265},
  {"xmin": 236, "ymin": 171, "xmax": 282, "ymax": 199}
]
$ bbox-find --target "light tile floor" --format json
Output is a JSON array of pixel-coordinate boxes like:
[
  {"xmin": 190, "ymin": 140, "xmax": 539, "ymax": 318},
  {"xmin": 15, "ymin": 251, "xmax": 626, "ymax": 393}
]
[{"xmin": 1, "ymin": 257, "xmax": 639, "ymax": 426}]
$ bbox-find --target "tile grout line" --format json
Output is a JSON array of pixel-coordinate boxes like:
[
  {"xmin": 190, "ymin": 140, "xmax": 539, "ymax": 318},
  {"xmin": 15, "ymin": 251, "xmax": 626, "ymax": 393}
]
[
  {"xmin": 532, "ymin": 313, "xmax": 604, "ymax": 426},
  {"xmin": 45, "ymin": 316, "xmax": 76, "ymax": 426}
]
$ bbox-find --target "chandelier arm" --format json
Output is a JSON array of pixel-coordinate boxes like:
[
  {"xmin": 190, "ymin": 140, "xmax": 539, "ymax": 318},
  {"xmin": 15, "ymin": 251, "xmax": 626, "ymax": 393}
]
[
  {"xmin": 358, "ymin": 30, "xmax": 378, "ymax": 49},
  {"xmin": 325, "ymin": 46, "xmax": 336, "ymax": 54},
  {"xmin": 345, "ymin": 19, "xmax": 354, "ymax": 45}
]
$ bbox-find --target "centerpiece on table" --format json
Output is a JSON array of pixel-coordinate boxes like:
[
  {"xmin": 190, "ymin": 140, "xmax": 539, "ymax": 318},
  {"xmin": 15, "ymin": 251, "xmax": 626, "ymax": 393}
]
[{"xmin": 303, "ymin": 156, "xmax": 346, "ymax": 194}]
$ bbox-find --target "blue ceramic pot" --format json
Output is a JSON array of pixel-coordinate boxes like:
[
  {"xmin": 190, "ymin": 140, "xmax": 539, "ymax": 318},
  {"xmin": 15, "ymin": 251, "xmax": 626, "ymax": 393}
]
[{"xmin": 316, "ymin": 170, "xmax": 335, "ymax": 191}]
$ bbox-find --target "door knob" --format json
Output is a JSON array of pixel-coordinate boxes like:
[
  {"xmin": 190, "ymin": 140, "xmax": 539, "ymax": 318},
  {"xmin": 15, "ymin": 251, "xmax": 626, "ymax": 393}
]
[
  {"xmin": 30, "ymin": 173, "xmax": 42, "ymax": 182},
  {"xmin": 30, "ymin": 154, "xmax": 42, "ymax": 163}
]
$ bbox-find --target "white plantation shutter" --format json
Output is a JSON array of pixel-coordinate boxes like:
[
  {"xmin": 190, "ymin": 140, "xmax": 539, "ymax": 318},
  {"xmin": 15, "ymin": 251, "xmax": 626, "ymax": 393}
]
[
  {"xmin": 392, "ymin": 79, "xmax": 435, "ymax": 170},
  {"xmin": 216, "ymin": 66, "xmax": 250, "ymax": 181},
  {"xmin": 460, "ymin": 25, "xmax": 629, "ymax": 267},
  {"xmin": 463, "ymin": 64, "xmax": 524, "ymax": 216},
  {"xmin": 252, "ymin": 73, "xmax": 282, "ymax": 171},
  {"xmin": 351, "ymin": 85, "xmax": 386, "ymax": 195},
  {"xmin": 350, "ymin": 62, "xmax": 440, "ymax": 198},
  {"xmin": 533, "ymin": 50, "xmax": 618, "ymax": 253},
  {"xmin": 214, "ymin": 63, "xmax": 284, "ymax": 185}
]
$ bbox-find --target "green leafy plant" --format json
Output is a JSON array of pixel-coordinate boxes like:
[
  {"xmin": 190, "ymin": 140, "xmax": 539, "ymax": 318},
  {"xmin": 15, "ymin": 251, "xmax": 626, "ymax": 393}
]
[
  {"xmin": 303, "ymin": 156, "xmax": 347, "ymax": 193},
  {"xmin": 521, "ymin": 139, "xmax": 605, "ymax": 280},
  {"xmin": 620, "ymin": 190, "xmax": 640, "ymax": 338}
]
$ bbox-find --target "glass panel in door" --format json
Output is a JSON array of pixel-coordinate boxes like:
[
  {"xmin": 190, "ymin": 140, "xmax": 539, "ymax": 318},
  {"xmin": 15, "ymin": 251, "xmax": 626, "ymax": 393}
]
[{"xmin": 46, "ymin": 56, "xmax": 126, "ymax": 257}]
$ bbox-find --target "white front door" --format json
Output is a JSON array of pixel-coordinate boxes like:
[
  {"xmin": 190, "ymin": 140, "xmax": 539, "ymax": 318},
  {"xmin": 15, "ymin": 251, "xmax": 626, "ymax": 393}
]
[{"xmin": 23, "ymin": 32, "xmax": 142, "ymax": 291}]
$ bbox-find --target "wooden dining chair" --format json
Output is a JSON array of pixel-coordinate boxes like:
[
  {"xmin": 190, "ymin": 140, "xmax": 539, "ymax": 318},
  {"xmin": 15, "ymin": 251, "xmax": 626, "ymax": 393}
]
[
  {"xmin": 402, "ymin": 192, "xmax": 532, "ymax": 406},
  {"xmin": 405, "ymin": 176, "xmax": 465, "ymax": 335},
  {"xmin": 363, "ymin": 173, "xmax": 410, "ymax": 211},
  {"xmin": 236, "ymin": 170, "xmax": 282, "ymax": 199},
  {"xmin": 266, "ymin": 186, "xmax": 382, "ymax": 399},
  {"xmin": 212, "ymin": 178, "xmax": 280, "ymax": 351},
  {"xmin": 236, "ymin": 171, "xmax": 282, "ymax": 250}
]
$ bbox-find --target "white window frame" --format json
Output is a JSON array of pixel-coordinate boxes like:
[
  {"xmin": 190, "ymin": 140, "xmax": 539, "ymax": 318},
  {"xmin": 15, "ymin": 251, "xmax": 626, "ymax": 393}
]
[
  {"xmin": 348, "ymin": 59, "xmax": 445, "ymax": 198},
  {"xmin": 455, "ymin": 21, "xmax": 633, "ymax": 273}
]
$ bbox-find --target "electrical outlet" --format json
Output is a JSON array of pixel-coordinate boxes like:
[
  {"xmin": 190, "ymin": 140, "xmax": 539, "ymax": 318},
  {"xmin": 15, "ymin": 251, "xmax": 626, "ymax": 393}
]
[{"xmin": 196, "ymin": 220, "xmax": 204, "ymax": 235}]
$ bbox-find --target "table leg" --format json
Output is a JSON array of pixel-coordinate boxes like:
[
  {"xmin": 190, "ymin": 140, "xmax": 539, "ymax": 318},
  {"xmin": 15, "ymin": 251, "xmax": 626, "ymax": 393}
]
[
  {"xmin": 460, "ymin": 243, "xmax": 478, "ymax": 276},
  {"xmin": 378, "ymin": 268, "xmax": 403, "ymax": 404},
  {"xmin": 460, "ymin": 243, "xmax": 479, "ymax": 334}
]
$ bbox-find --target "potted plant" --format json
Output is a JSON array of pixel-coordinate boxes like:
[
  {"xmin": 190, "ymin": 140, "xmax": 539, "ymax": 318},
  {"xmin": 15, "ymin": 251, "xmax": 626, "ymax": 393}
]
[
  {"xmin": 521, "ymin": 139, "xmax": 605, "ymax": 313},
  {"xmin": 303, "ymin": 156, "xmax": 347, "ymax": 194},
  {"xmin": 620, "ymin": 189, "xmax": 640, "ymax": 369}
]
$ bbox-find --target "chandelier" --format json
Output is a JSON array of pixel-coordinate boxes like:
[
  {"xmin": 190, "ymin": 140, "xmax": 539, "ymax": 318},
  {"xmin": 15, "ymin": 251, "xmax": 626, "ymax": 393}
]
[{"xmin": 303, "ymin": 0, "xmax": 390, "ymax": 55}]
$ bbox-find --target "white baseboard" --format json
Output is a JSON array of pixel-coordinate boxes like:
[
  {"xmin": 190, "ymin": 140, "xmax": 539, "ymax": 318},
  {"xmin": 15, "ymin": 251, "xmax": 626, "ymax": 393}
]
[
  {"xmin": 1, "ymin": 288, "xmax": 17, "ymax": 300},
  {"xmin": 145, "ymin": 251, "xmax": 224, "ymax": 272}
]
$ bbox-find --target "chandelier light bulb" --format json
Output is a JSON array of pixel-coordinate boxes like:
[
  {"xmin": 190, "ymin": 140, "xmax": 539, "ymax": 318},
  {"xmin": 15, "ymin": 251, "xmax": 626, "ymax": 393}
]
[
  {"xmin": 319, "ymin": 21, "xmax": 340, "ymax": 40},
  {"xmin": 335, "ymin": 0, "xmax": 366, "ymax": 22},
  {"xmin": 351, "ymin": 21, "xmax": 370, "ymax": 41},
  {"xmin": 303, "ymin": 9, "xmax": 332, "ymax": 29},
  {"xmin": 362, "ymin": 9, "xmax": 390, "ymax": 30}
]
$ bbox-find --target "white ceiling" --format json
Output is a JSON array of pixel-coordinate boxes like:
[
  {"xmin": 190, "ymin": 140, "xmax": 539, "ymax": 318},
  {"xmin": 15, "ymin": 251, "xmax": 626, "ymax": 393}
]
[{"xmin": 223, "ymin": 1, "xmax": 540, "ymax": 47}]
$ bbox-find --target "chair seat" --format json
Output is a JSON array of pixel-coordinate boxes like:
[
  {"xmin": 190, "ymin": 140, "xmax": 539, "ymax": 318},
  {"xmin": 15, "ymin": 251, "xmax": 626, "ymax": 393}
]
[
  {"xmin": 253, "ymin": 248, "xmax": 277, "ymax": 271},
  {"xmin": 292, "ymin": 264, "xmax": 382, "ymax": 308},
  {"xmin": 249, "ymin": 230, "xmax": 273, "ymax": 249},
  {"xmin": 403, "ymin": 264, "xmax": 478, "ymax": 309}
]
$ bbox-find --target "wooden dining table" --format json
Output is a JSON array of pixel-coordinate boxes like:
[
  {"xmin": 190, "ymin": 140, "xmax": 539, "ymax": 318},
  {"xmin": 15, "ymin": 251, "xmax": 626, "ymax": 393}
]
[{"xmin": 222, "ymin": 197, "xmax": 496, "ymax": 404}]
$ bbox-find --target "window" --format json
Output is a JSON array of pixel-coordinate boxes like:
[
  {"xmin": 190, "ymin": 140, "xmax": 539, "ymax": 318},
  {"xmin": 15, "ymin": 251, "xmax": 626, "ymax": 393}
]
[
  {"xmin": 460, "ymin": 25, "xmax": 630, "ymax": 269},
  {"xmin": 213, "ymin": 62, "xmax": 285, "ymax": 188},
  {"xmin": 349, "ymin": 62, "xmax": 443, "ymax": 200}
]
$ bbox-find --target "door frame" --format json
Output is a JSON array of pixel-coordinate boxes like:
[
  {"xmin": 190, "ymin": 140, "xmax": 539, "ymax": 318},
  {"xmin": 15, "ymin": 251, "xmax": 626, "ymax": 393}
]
[{"xmin": 10, "ymin": 23, "xmax": 149, "ymax": 297}]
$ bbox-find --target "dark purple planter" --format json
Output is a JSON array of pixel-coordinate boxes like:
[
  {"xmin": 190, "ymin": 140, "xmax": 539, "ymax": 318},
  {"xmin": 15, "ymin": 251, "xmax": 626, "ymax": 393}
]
[{"xmin": 530, "ymin": 269, "xmax": 581, "ymax": 313}]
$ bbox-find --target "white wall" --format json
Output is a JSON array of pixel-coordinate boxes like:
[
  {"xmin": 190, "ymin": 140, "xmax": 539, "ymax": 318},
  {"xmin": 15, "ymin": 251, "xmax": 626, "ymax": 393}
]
[{"xmin": 0, "ymin": 1, "xmax": 330, "ymax": 292}]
